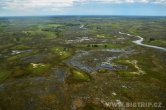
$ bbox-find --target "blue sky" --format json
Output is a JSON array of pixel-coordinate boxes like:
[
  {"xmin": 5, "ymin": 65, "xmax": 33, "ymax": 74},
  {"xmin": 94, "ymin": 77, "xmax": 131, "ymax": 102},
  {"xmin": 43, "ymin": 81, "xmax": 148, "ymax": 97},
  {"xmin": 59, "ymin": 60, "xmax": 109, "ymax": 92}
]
[{"xmin": 0, "ymin": 0, "xmax": 166, "ymax": 16}]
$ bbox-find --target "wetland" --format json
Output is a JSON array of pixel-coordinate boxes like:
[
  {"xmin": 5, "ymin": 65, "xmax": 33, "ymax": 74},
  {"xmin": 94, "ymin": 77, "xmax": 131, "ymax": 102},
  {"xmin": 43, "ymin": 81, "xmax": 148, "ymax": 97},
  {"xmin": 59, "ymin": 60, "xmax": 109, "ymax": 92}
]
[{"xmin": 0, "ymin": 16, "xmax": 166, "ymax": 110}]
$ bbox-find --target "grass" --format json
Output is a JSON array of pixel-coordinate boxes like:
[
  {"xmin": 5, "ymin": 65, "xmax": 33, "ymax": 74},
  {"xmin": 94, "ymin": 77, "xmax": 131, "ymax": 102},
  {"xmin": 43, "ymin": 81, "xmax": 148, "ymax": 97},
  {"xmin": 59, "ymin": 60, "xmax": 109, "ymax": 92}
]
[
  {"xmin": 69, "ymin": 69, "xmax": 91, "ymax": 82},
  {"xmin": 23, "ymin": 31, "xmax": 57, "ymax": 40},
  {"xmin": 7, "ymin": 51, "xmax": 37, "ymax": 61},
  {"xmin": 98, "ymin": 69, "xmax": 108, "ymax": 73},
  {"xmin": 0, "ymin": 43, "xmax": 13, "ymax": 50},
  {"xmin": 115, "ymin": 71, "xmax": 138, "ymax": 77},
  {"xmin": 96, "ymin": 34, "xmax": 105, "ymax": 38},
  {"xmin": 113, "ymin": 59, "xmax": 143, "ymax": 76},
  {"xmin": 27, "ymin": 63, "xmax": 50, "ymax": 75},
  {"xmin": 51, "ymin": 47, "xmax": 73, "ymax": 59},
  {"xmin": 132, "ymin": 52, "xmax": 166, "ymax": 82},
  {"xmin": 0, "ymin": 69, "xmax": 11, "ymax": 81},
  {"xmin": 12, "ymin": 45, "xmax": 30, "ymax": 50},
  {"xmin": 146, "ymin": 40, "xmax": 166, "ymax": 48},
  {"xmin": 113, "ymin": 59, "xmax": 137, "ymax": 72},
  {"xmin": 38, "ymin": 24, "xmax": 63, "ymax": 30},
  {"xmin": 0, "ymin": 16, "xmax": 166, "ymax": 110}
]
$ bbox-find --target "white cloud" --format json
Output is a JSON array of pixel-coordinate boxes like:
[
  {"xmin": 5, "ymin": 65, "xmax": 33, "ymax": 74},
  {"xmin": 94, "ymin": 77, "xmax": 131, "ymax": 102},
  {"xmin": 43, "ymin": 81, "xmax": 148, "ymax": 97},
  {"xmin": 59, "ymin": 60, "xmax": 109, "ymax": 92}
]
[
  {"xmin": 87, "ymin": 0, "xmax": 166, "ymax": 4},
  {"xmin": 1, "ymin": 0, "xmax": 76, "ymax": 11},
  {"xmin": 0, "ymin": 0, "xmax": 165, "ymax": 12}
]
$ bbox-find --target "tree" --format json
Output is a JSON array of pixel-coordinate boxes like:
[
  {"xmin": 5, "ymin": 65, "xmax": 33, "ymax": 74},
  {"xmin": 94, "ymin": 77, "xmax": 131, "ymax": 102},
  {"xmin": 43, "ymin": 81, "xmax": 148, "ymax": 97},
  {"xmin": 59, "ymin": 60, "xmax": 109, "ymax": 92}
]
[{"xmin": 149, "ymin": 38, "xmax": 155, "ymax": 42}]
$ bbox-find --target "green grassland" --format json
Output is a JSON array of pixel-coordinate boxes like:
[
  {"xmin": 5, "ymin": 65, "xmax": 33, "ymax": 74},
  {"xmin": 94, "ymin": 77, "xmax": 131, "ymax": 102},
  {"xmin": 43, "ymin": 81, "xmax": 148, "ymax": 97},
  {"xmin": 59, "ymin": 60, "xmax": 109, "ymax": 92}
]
[
  {"xmin": 68, "ymin": 69, "xmax": 91, "ymax": 83},
  {"xmin": 26, "ymin": 63, "xmax": 51, "ymax": 75}
]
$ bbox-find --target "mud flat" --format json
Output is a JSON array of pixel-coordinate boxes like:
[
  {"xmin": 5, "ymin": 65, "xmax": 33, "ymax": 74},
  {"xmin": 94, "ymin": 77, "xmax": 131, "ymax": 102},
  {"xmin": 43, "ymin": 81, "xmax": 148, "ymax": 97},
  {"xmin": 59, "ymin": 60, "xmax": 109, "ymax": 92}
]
[{"xmin": 65, "ymin": 49, "xmax": 130, "ymax": 73}]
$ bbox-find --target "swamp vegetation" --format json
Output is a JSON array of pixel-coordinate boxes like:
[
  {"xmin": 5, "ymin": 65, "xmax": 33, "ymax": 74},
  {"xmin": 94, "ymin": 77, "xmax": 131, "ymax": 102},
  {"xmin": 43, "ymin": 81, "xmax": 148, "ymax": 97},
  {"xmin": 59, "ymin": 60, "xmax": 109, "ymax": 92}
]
[{"xmin": 0, "ymin": 16, "xmax": 166, "ymax": 110}]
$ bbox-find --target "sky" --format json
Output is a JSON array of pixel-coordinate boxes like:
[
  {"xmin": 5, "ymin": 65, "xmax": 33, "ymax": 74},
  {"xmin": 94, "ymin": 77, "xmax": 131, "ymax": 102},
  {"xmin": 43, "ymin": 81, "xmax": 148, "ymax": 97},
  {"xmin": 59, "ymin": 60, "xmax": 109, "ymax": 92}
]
[{"xmin": 0, "ymin": 0, "xmax": 166, "ymax": 16}]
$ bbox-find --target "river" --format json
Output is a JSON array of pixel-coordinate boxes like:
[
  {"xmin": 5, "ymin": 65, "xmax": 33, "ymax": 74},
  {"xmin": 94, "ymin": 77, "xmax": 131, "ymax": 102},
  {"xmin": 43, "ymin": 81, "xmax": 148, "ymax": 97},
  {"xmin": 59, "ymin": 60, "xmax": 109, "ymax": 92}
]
[{"xmin": 119, "ymin": 32, "xmax": 166, "ymax": 51}]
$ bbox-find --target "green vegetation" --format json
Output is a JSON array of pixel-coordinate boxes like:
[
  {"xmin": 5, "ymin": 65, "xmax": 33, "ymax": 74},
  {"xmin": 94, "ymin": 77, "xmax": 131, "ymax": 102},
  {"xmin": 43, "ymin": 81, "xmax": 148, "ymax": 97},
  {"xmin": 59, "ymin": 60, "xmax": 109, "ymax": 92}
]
[
  {"xmin": 98, "ymin": 69, "xmax": 108, "ymax": 73},
  {"xmin": 12, "ymin": 66, "xmax": 25, "ymax": 77},
  {"xmin": 27, "ymin": 63, "xmax": 50, "ymax": 75},
  {"xmin": 0, "ymin": 69, "xmax": 11, "ymax": 81},
  {"xmin": 51, "ymin": 47, "xmax": 73, "ymax": 59},
  {"xmin": 76, "ymin": 43, "xmax": 123, "ymax": 49},
  {"xmin": 7, "ymin": 52, "xmax": 33, "ymax": 61},
  {"xmin": 0, "ymin": 16, "xmax": 165, "ymax": 110},
  {"xmin": 96, "ymin": 34, "xmax": 105, "ymax": 38},
  {"xmin": 113, "ymin": 59, "xmax": 137, "ymax": 71},
  {"xmin": 146, "ymin": 39, "xmax": 166, "ymax": 48},
  {"xmin": 69, "ymin": 69, "xmax": 91, "ymax": 82},
  {"xmin": 12, "ymin": 45, "xmax": 30, "ymax": 50},
  {"xmin": 113, "ymin": 59, "xmax": 145, "ymax": 76}
]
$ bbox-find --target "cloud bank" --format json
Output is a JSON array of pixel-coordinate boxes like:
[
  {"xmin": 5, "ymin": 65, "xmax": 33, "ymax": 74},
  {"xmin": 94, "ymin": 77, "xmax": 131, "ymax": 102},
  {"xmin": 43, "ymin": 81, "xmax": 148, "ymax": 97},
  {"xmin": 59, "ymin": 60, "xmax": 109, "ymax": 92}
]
[{"xmin": 0, "ymin": 0, "xmax": 165, "ymax": 12}]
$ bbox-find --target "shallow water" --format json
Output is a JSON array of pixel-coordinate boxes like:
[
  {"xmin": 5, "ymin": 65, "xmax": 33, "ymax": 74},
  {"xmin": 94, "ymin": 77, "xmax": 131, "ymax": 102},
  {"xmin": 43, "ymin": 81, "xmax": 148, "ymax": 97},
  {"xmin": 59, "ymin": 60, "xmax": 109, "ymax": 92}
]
[
  {"xmin": 119, "ymin": 31, "xmax": 166, "ymax": 51},
  {"xmin": 65, "ymin": 49, "xmax": 128, "ymax": 73},
  {"xmin": 133, "ymin": 36, "xmax": 166, "ymax": 51}
]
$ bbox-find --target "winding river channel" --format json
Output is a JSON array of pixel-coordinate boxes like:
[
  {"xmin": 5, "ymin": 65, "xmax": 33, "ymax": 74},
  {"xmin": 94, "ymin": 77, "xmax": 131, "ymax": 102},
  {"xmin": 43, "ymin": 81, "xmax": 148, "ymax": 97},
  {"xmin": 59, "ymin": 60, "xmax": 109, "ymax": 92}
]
[{"xmin": 119, "ymin": 32, "xmax": 166, "ymax": 51}]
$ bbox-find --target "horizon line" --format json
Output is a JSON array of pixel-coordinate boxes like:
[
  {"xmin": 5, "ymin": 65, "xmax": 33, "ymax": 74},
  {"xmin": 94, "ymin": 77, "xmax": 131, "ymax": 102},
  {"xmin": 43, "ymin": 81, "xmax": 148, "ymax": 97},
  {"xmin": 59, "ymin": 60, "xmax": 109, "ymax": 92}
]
[{"xmin": 0, "ymin": 15, "xmax": 166, "ymax": 18}]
